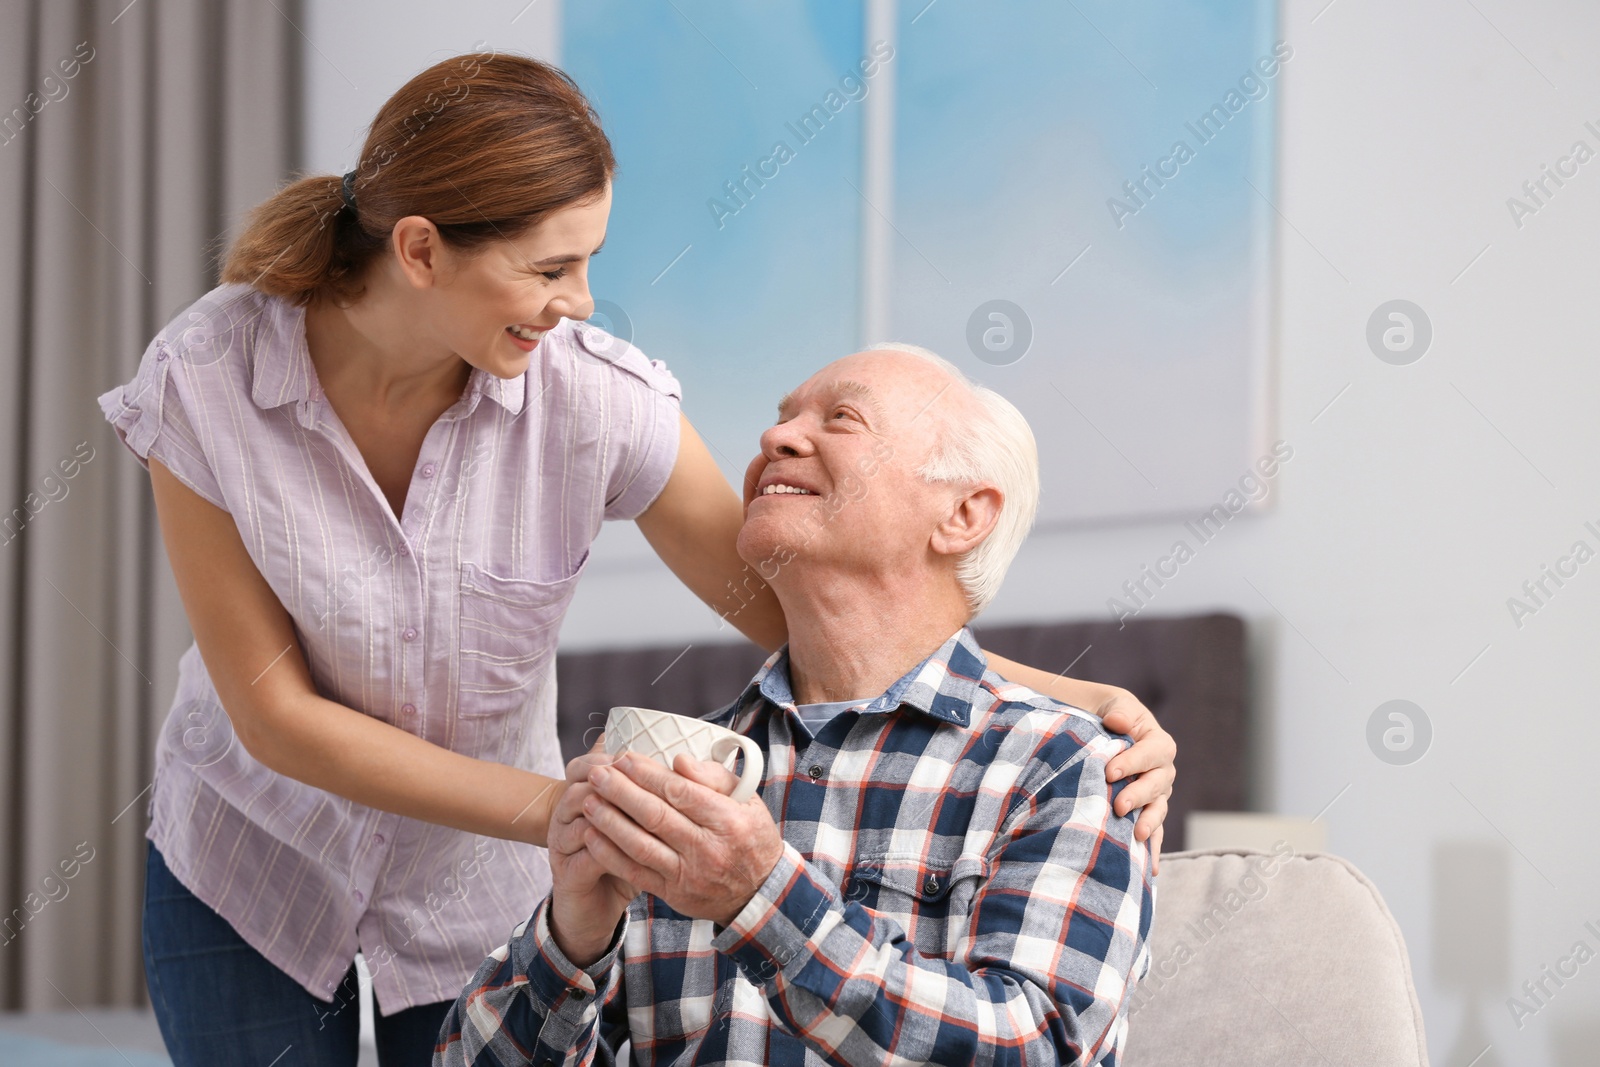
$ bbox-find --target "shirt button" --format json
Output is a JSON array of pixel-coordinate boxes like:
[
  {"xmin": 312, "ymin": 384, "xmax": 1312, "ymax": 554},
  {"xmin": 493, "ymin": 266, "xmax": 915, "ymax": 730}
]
[
  {"xmin": 397, "ymin": 543, "xmax": 410, "ymax": 556},
  {"xmin": 353, "ymin": 890, "xmax": 365, "ymax": 904},
  {"xmin": 421, "ymin": 462, "xmax": 436, "ymax": 478},
  {"xmin": 570, "ymin": 988, "xmax": 587, "ymax": 1001},
  {"xmin": 400, "ymin": 703, "xmax": 415, "ymax": 717},
  {"xmin": 402, "ymin": 627, "xmax": 417, "ymax": 642},
  {"xmin": 924, "ymin": 877, "xmax": 940, "ymax": 895},
  {"xmin": 155, "ymin": 347, "xmax": 169, "ymax": 361},
  {"xmin": 807, "ymin": 764, "xmax": 824, "ymax": 780},
  {"xmin": 373, "ymin": 833, "xmax": 385, "ymax": 846}
]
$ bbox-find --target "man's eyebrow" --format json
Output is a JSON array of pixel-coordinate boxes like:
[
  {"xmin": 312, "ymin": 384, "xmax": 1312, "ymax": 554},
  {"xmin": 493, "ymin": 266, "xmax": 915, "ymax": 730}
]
[
  {"xmin": 531, "ymin": 238, "xmax": 605, "ymax": 267},
  {"xmin": 776, "ymin": 380, "xmax": 885, "ymax": 421},
  {"xmin": 833, "ymin": 380, "xmax": 885, "ymax": 419}
]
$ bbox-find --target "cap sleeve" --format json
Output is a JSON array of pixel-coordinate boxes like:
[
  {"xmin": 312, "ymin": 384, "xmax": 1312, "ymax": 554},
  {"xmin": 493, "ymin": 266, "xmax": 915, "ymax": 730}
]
[
  {"xmin": 97, "ymin": 335, "xmax": 228, "ymax": 510},
  {"xmin": 571, "ymin": 323, "xmax": 684, "ymax": 522}
]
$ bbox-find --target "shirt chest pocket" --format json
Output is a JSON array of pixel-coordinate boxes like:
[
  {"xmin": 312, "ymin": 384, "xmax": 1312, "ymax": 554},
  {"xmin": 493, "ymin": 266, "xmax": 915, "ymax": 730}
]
[
  {"xmin": 846, "ymin": 853, "xmax": 989, "ymax": 948},
  {"xmin": 455, "ymin": 557, "xmax": 586, "ymax": 717}
]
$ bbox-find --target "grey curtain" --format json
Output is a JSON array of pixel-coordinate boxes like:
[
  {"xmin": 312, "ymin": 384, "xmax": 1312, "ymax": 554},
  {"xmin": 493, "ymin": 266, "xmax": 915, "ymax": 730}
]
[{"xmin": 0, "ymin": 0, "xmax": 301, "ymax": 1010}]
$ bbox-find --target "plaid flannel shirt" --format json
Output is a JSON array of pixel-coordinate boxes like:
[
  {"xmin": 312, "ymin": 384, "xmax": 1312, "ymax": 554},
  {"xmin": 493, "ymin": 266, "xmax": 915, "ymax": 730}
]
[{"xmin": 436, "ymin": 627, "xmax": 1154, "ymax": 1066}]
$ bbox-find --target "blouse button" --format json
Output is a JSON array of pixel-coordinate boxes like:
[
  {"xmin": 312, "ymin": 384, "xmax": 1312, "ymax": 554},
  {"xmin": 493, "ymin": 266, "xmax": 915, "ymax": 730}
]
[
  {"xmin": 402, "ymin": 627, "xmax": 417, "ymax": 642},
  {"xmin": 421, "ymin": 462, "xmax": 436, "ymax": 478},
  {"xmin": 155, "ymin": 348, "xmax": 169, "ymax": 361},
  {"xmin": 807, "ymin": 764, "xmax": 824, "ymax": 781},
  {"xmin": 924, "ymin": 877, "xmax": 940, "ymax": 895},
  {"xmin": 397, "ymin": 543, "xmax": 410, "ymax": 557},
  {"xmin": 401, "ymin": 703, "xmax": 415, "ymax": 716},
  {"xmin": 353, "ymin": 890, "xmax": 365, "ymax": 904},
  {"xmin": 373, "ymin": 833, "xmax": 386, "ymax": 846}
]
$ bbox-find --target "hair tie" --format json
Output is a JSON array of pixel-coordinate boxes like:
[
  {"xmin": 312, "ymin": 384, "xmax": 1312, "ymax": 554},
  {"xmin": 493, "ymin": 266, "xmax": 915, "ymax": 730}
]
[{"xmin": 339, "ymin": 170, "xmax": 358, "ymax": 215}]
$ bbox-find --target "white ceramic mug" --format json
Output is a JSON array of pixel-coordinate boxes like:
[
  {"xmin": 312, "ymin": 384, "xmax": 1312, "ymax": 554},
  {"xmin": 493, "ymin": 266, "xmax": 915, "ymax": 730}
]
[{"xmin": 603, "ymin": 706, "xmax": 765, "ymax": 803}]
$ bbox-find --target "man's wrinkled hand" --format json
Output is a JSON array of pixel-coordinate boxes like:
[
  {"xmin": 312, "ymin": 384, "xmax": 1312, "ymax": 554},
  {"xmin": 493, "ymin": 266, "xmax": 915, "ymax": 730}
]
[
  {"xmin": 547, "ymin": 764, "xmax": 637, "ymax": 967},
  {"xmin": 579, "ymin": 752, "xmax": 783, "ymax": 928}
]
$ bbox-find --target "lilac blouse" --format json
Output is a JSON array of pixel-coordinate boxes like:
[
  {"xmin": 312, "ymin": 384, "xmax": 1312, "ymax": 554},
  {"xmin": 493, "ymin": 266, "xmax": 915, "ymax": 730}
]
[{"xmin": 96, "ymin": 283, "xmax": 681, "ymax": 1013}]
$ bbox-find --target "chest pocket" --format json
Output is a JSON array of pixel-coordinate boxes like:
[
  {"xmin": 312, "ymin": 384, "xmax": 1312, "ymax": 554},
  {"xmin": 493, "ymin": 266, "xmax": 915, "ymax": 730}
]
[
  {"xmin": 845, "ymin": 854, "xmax": 990, "ymax": 950},
  {"xmin": 455, "ymin": 557, "xmax": 587, "ymax": 717}
]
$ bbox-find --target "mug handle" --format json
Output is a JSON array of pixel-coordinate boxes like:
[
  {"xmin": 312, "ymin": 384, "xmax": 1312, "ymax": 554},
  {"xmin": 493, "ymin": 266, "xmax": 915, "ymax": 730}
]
[{"xmin": 709, "ymin": 734, "xmax": 764, "ymax": 803}]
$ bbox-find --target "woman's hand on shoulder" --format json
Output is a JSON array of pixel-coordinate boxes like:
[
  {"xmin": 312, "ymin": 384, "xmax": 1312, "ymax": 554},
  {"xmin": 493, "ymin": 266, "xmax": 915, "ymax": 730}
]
[{"xmin": 1093, "ymin": 687, "xmax": 1176, "ymax": 875}]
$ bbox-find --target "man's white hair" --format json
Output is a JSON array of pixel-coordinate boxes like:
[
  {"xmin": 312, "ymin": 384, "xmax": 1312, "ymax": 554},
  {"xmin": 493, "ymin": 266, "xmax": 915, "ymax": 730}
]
[{"xmin": 864, "ymin": 341, "xmax": 1040, "ymax": 617}]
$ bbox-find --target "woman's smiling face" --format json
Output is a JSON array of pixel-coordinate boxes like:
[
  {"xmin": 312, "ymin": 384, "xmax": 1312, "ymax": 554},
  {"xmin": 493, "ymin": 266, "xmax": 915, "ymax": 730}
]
[{"xmin": 424, "ymin": 181, "xmax": 612, "ymax": 377}]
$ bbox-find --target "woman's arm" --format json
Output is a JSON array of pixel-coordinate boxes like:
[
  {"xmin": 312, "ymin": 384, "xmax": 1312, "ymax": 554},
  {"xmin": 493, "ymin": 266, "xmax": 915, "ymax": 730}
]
[
  {"xmin": 984, "ymin": 653, "xmax": 1122, "ymax": 711},
  {"xmin": 634, "ymin": 413, "xmax": 787, "ymax": 652},
  {"xmin": 149, "ymin": 458, "xmax": 566, "ymax": 847},
  {"xmin": 984, "ymin": 652, "xmax": 1176, "ymax": 874}
]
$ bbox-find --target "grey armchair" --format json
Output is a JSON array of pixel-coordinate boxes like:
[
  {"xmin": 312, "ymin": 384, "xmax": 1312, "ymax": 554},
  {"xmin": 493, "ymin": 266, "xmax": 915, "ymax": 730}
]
[{"xmin": 1124, "ymin": 847, "xmax": 1430, "ymax": 1066}]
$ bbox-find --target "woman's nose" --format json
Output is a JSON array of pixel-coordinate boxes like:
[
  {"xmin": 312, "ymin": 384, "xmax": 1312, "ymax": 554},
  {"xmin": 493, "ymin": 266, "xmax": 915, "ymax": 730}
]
[{"xmin": 547, "ymin": 274, "xmax": 594, "ymax": 322}]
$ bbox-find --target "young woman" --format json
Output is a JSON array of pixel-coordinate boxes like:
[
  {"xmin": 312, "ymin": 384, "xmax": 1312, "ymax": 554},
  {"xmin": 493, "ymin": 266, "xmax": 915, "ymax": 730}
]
[{"xmin": 98, "ymin": 52, "xmax": 1177, "ymax": 1066}]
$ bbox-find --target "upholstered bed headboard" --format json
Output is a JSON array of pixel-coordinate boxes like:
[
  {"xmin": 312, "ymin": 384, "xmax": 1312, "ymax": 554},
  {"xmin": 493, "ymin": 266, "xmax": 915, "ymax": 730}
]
[{"xmin": 554, "ymin": 611, "xmax": 1247, "ymax": 851}]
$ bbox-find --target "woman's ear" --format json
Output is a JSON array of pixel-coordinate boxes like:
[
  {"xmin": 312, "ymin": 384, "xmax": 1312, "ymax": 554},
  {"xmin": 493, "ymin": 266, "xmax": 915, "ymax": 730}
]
[
  {"xmin": 391, "ymin": 215, "xmax": 445, "ymax": 288},
  {"xmin": 930, "ymin": 484, "xmax": 1003, "ymax": 558}
]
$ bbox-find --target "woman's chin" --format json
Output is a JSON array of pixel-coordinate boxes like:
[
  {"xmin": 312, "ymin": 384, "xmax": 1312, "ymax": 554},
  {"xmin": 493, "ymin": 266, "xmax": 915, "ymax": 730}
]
[{"xmin": 476, "ymin": 351, "xmax": 529, "ymax": 379}]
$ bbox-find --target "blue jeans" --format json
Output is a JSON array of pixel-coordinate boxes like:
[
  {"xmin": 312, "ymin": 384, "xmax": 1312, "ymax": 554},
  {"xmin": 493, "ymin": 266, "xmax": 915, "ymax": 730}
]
[{"xmin": 142, "ymin": 839, "xmax": 454, "ymax": 1066}]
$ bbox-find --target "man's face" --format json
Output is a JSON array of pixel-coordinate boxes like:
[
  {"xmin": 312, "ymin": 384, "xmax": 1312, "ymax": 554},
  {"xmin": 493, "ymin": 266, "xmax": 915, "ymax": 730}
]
[{"xmin": 736, "ymin": 351, "xmax": 961, "ymax": 583}]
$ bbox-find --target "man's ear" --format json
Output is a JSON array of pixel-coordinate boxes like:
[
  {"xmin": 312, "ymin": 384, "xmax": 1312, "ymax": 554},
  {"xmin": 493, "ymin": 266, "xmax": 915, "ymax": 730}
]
[
  {"xmin": 391, "ymin": 215, "xmax": 446, "ymax": 289},
  {"xmin": 930, "ymin": 485, "xmax": 1002, "ymax": 558}
]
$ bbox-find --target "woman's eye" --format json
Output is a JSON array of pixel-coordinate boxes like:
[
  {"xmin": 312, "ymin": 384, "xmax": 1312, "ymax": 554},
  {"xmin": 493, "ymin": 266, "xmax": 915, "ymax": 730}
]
[{"xmin": 539, "ymin": 267, "xmax": 569, "ymax": 282}]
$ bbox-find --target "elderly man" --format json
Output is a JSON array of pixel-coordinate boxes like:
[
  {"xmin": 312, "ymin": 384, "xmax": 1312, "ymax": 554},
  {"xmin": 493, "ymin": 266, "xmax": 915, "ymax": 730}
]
[{"xmin": 437, "ymin": 344, "xmax": 1155, "ymax": 1066}]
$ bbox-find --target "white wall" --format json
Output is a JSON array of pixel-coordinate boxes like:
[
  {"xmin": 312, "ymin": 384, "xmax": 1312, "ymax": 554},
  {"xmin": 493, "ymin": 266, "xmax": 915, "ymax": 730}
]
[
  {"xmin": 301, "ymin": 0, "xmax": 560, "ymax": 165},
  {"xmin": 304, "ymin": 3, "xmax": 1600, "ymax": 1062}
]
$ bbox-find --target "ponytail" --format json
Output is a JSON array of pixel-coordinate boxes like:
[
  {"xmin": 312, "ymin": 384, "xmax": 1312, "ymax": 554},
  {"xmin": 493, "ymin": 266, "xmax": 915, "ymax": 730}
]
[{"xmin": 221, "ymin": 173, "xmax": 384, "ymax": 307}]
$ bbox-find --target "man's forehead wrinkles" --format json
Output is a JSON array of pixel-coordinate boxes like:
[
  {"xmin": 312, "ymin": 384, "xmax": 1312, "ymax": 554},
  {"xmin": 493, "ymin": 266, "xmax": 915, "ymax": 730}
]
[{"xmin": 777, "ymin": 378, "xmax": 887, "ymax": 420}]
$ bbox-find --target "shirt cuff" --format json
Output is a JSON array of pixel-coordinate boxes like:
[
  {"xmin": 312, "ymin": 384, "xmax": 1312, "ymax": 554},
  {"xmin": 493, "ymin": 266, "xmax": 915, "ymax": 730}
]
[
  {"xmin": 516, "ymin": 898, "xmax": 625, "ymax": 1033},
  {"xmin": 710, "ymin": 840, "xmax": 838, "ymax": 987}
]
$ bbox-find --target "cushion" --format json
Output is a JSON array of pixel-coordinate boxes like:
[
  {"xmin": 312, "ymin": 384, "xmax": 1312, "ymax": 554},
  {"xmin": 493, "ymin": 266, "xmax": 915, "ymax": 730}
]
[{"xmin": 1123, "ymin": 847, "xmax": 1429, "ymax": 1066}]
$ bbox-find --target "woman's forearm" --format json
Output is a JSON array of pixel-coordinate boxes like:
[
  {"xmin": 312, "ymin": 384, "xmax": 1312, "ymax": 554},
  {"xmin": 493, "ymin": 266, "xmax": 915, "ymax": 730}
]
[
  {"xmin": 982, "ymin": 651, "xmax": 1125, "ymax": 712},
  {"xmin": 636, "ymin": 414, "xmax": 790, "ymax": 652},
  {"xmin": 243, "ymin": 689, "xmax": 565, "ymax": 848}
]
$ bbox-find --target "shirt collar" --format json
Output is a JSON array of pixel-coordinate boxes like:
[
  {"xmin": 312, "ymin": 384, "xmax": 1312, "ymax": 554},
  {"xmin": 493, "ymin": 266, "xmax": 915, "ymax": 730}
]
[
  {"xmin": 735, "ymin": 626, "xmax": 989, "ymax": 730},
  {"xmin": 250, "ymin": 296, "xmax": 527, "ymax": 418}
]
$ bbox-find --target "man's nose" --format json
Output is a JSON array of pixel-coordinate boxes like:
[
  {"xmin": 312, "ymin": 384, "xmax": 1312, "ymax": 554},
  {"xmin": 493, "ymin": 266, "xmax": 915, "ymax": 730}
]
[{"xmin": 760, "ymin": 417, "xmax": 814, "ymax": 459}]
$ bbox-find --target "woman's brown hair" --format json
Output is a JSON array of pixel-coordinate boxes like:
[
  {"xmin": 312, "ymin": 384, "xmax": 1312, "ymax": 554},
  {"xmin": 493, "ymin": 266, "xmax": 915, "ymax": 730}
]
[{"xmin": 222, "ymin": 50, "xmax": 615, "ymax": 307}]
